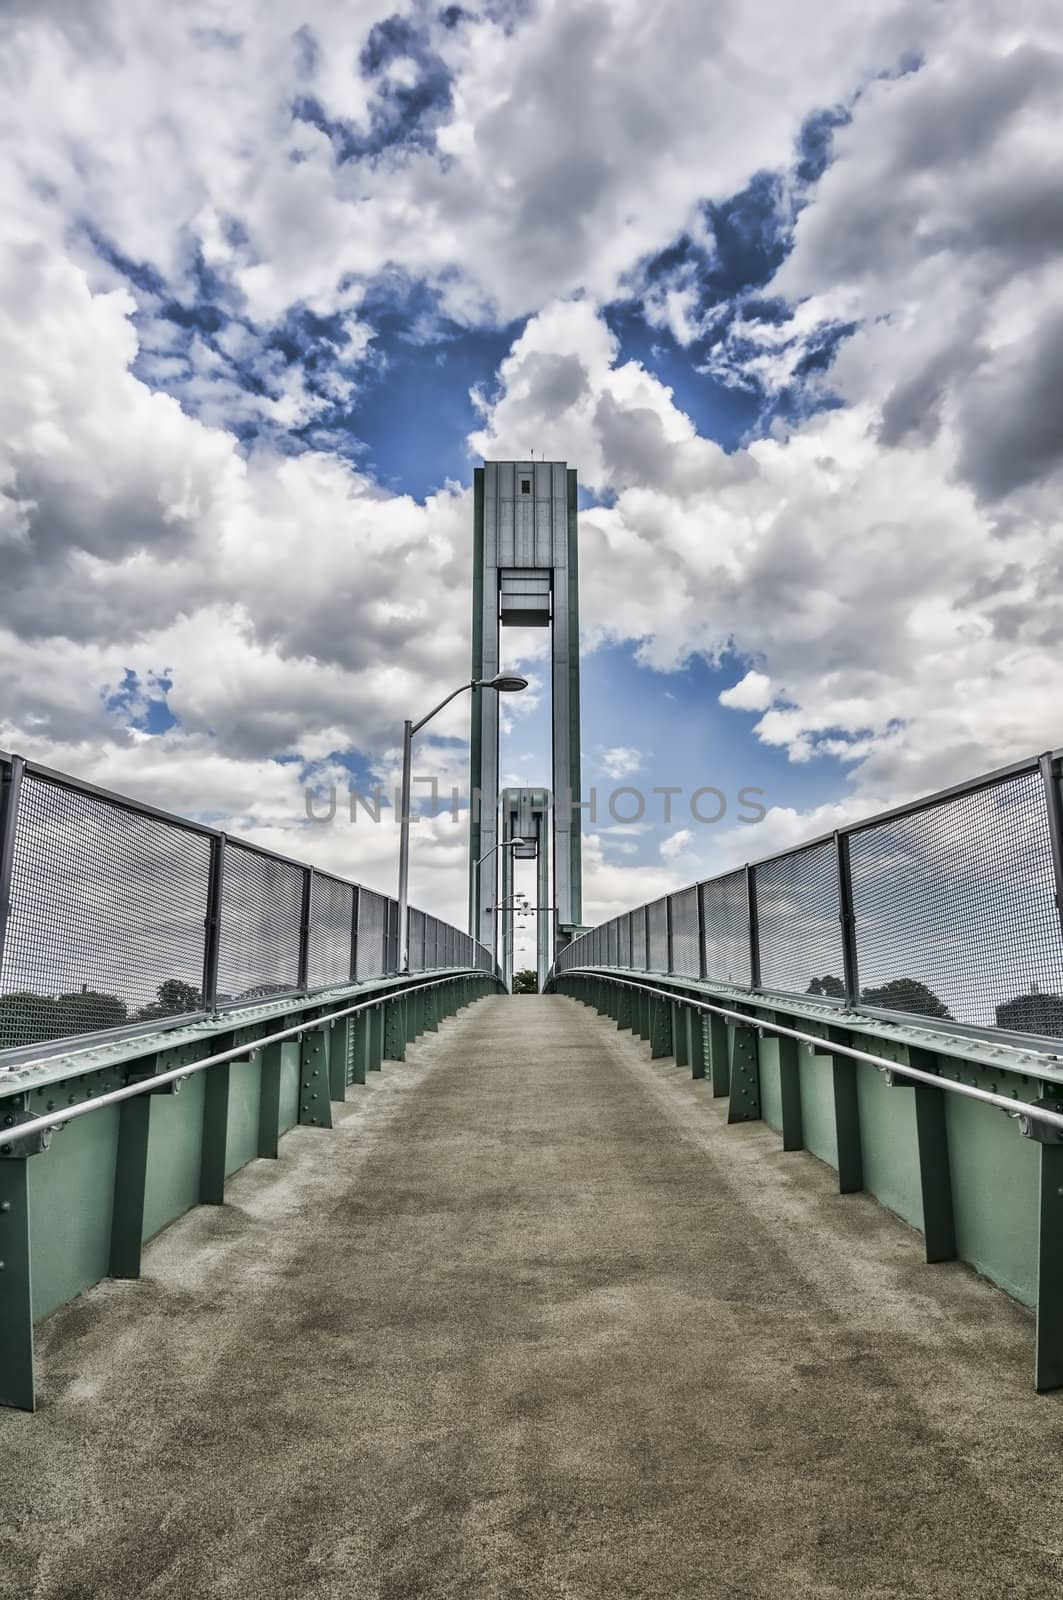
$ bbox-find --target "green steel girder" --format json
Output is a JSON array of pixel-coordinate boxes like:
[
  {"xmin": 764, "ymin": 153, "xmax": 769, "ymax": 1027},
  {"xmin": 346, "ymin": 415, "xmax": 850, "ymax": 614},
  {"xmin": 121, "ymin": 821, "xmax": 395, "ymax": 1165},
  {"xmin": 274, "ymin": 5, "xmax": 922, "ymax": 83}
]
[
  {"xmin": 257, "ymin": 1041, "xmax": 285, "ymax": 1158},
  {"xmin": 369, "ymin": 1006, "xmax": 385, "ymax": 1069},
  {"xmin": 0, "ymin": 1153, "xmax": 34, "ymax": 1411},
  {"xmin": 349, "ymin": 1015, "xmax": 370, "ymax": 1085},
  {"xmin": 384, "ymin": 998, "xmax": 406, "ymax": 1063},
  {"xmin": 726, "ymin": 1017, "xmax": 760, "ymax": 1124},
  {"xmin": 777, "ymin": 1034, "xmax": 804, "ymax": 1153},
  {"xmin": 557, "ymin": 966, "xmax": 1063, "ymax": 1092},
  {"xmin": 299, "ymin": 1028, "xmax": 332, "ymax": 1129},
  {"xmin": 689, "ymin": 1010, "xmax": 706, "ymax": 1081},
  {"xmin": 672, "ymin": 1003, "xmax": 690, "ymax": 1069},
  {"xmin": 0, "ymin": 968, "xmax": 500, "ymax": 1412},
  {"xmin": 650, "ymin": 997, "xmax": 672, "ymax": 1059},
  {"xmin": 554, "ymin": 966, "xmax": 1063, "ymax": 1394},
  {"xmin": 328, "ymin": 1018, "xmax": 350, "ymax": 1101},
  {"xmin": 706, "ymin": 1012, "xmax": 730, "ymax": 1097}
]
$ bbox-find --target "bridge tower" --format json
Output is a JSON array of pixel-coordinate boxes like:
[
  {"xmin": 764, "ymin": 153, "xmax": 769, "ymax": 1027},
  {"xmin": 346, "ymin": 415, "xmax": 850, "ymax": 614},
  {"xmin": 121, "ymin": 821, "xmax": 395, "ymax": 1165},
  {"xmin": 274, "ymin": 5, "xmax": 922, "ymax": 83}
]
[{"xmin": 468, "ymin": 461, "xmax": 583, "ymax": 973}]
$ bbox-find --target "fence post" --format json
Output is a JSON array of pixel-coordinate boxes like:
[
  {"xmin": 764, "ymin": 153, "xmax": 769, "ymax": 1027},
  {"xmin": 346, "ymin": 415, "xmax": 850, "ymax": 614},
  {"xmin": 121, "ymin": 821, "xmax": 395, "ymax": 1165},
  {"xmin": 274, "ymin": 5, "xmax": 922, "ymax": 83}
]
[
  {"xmin": 746, "ymin": 864, "xmax": 760, "ymax": 991},
  {"xmin": 298, "ymin": 867, "xmax": 314, "ymax": 995},
  {"xmin": 697, "ymin": 882, "xmax": 707, "ymax": 982},
  {"xmin": 643, "ymin": 906, "xmax": 651, "ymax": 971},
  {"xmin": 666, "ymin": 897, "xmax": 674, "ymax": 975},
  {"xmin": 1039, "ymin": 753, "xmax": 1063, "ymax": 944},
  {"xmin": 0, "ymin": 755, "xmax": 25, "ymax": 988},
  {"xmin": 835, "ymin": 829, "xmax": 860, "ymax": 1007},
  {"xmin": 201, "ymin": 832, "xmax": 226, "ymax": 1017}
]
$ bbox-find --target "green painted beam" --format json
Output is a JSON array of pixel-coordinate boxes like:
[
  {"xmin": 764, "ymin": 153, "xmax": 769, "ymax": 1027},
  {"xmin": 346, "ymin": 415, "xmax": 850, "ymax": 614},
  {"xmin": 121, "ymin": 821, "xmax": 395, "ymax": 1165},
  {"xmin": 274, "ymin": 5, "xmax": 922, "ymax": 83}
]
[
  {"xmin": 0, "ymin": 1154, "xmax": 35, "ymax": 1411},
  {"xmin": 257, "ymin": 1041, "xmax": 284, "ymax": 1158},
  {"xmin": 109, "ymin": 1095, "xmax": 152, "ymax": 1277}
]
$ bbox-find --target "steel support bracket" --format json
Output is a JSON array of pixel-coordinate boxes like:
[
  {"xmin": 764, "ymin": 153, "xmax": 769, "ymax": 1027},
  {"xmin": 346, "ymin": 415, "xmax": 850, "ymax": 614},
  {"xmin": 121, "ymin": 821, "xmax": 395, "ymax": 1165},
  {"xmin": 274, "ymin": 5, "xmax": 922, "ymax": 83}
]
[
  {"xmin": 1020, "ymin": 1097, "xmax": 1063, "ymax": 1144},
  {"xmin": 127, "ymin": 1058, "xmax": 187, "ymax": 1096},
  {"xmin": 0, "ymin": 1108, "xmax": 54, "ymax": 1159}
]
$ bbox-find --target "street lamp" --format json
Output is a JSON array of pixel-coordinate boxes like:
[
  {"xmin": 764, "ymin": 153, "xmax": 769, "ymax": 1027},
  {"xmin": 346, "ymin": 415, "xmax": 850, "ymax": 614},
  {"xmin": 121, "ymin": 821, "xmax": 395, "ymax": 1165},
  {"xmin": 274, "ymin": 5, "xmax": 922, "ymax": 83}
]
[
  {"xmin": 397, "ymin": 673, "xmax": 528, "ymax": 971},
  {"xmin": 472, "ymin": 836, "xmax": 528, "ymax": 939},
  {"xmin": 499, "ymin": 894, "xmax": 531, "ymax": 988}
]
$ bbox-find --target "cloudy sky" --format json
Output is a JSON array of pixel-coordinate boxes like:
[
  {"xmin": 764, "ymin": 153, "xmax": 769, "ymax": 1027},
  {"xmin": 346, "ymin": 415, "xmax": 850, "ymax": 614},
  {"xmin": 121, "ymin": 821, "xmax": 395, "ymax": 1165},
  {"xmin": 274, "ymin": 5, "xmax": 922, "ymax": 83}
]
[{"xmin": 2, "ymin": 1, "xmax": 1062, "ymax": 970}]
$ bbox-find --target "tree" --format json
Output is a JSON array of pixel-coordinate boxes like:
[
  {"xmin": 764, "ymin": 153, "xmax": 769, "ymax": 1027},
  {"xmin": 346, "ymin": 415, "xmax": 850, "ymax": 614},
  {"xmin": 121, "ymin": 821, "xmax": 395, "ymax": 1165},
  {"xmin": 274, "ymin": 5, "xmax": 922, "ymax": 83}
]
[
  {"xmin": 861, "ymin": 978, "xmax": 952, "ymax": 1020},
  {"xmin": 135, "ymin": 978, "xmax": 203, "ymax": 1021},
  {"xmin": 0, "ymin": 988, "xmax": 129, "ymax": 1050},
  {"xmin": 806, "ymin": 974, "xmax": 846, "ymax": 998},
  {"xmin": 512, "ymin": 969, "xmax": 539, "ymax": 994}
]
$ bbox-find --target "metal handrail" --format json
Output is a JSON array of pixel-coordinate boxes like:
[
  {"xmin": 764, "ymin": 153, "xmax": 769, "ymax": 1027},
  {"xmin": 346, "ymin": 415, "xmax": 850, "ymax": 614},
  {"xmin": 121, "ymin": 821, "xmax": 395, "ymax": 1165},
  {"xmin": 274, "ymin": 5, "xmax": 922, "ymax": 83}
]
[
  {"xmin": 0, "ymin": 968, "xmax": 489, "ymax": 1148},
  {"xmin": 563, "ymin": 967, "xmax": 1063, "ymax": 1137}
]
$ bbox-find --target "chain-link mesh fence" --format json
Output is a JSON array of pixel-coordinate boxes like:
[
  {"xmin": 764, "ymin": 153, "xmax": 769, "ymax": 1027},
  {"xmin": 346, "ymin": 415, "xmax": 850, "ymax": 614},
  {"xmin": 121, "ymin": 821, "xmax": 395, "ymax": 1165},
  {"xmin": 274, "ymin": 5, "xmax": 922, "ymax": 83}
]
[
  {"xmin": 755, "ymin": 841, "xmax": 843, "ymax": 999},
  {"xmin": 617, "ymin": 912, "xmax": 631, "ymax": 968},
  {"xmin": 647, "ymin": 898, "xmax": 668, "ymax": 971},
  {"xmin": 408, "ymin": 907, "xmax": 426, "ymax": 973},
  {"xmin": 0, "ymin": 772, "xmax": 211, "ymax": 1050},
  {"xmin": 554, "ymin": 756, "xmax": 1063, "ymax": 1043},
  {"xmin": 849, "ymin": 769, "xmax": 1063, "ymax": 1033},
  {"xmin": 630, "ymin": 908, "xmax": 647, "ymax": 969},
  {"xmin": 307, "ymin": 873, "xmax": 355, "ymax": 990},
  {"xmin": 217, "ymin": 844, "xmax": 304, "ymax": 1006},
  {"xmin": 701, "ymin": 870, "xmax": 750, "ymax": 988},
  {"xmin": 356, "ymin": 889, "xmax": 388, "ymax": 981},
  {"xmin": 0, "ymin": 756, "xmax": 495, "ymax": 1058},
  {"xmin": 669, "ymin": 885, "xmax": 700, "ymax": 978}
]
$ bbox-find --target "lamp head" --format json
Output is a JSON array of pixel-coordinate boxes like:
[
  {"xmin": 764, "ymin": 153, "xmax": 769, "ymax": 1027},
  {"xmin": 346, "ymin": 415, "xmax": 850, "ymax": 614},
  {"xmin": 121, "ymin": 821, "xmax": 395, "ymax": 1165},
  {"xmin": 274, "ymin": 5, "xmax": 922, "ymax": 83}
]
[{"xmin": 478, "ymin": 673, "xmax": 529, "ymax": 693}]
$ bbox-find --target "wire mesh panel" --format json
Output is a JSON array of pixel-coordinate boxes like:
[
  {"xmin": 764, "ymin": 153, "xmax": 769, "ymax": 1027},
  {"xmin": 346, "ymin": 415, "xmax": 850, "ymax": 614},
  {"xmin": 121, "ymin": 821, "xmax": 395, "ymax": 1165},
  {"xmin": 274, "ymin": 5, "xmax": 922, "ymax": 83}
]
[
  {"xmin": 756, "ymin": 842, "xmax": 843, "ymax": 998},
  {"xmin": 669, "ymin": 886, "xmax": 700, "ymax": 977},
  {"xmin": 216, "ymin": 843, "xmax": 304, "ymax": 1006},
  {"xmin": 307, "ymin": 873, "xmax": 354, "ymax": 991},
  {"xmin": 356, "ymin": 889, "xmax": 388, "ymax": 981},
  {"xmin": 647, "ymin": 897, "xmax": 669, "ymax": 971},
  {"xmin": 700, "ymin": 870, "xmax": 750, "ymax": 987},
  {"xmin": 617, "ymin": 913, "xmax": 631, "ymax": 968},
  {"xmin": 425, "ymin": 915, "xmax": 438, "ymax": 970},
  {"xmin": 849, "ymin": 771, "xmax": 1063, "ymax": 1033},
  {"xmin": 0, "ymin": 775, "xmax": 212, "ymax": 1052},
  {"xmin": 409, "ymin": 908, "xmax": 426, "ymax": 973},
  {"xmin": 630, "ymin": 909, "xmax": 647, "ymax": 969},
  {"xmin": 605, "ymin": 919, "xmax": 617, "ymax": 967}
]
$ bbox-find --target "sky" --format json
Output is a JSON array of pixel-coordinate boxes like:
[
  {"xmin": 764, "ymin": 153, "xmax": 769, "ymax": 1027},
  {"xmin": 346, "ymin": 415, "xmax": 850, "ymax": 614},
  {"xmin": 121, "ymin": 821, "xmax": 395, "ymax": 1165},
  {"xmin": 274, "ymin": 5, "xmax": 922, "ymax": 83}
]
[{"xmin": 2, "ymin": 0, "xmax": 1063, "ymax": 975}]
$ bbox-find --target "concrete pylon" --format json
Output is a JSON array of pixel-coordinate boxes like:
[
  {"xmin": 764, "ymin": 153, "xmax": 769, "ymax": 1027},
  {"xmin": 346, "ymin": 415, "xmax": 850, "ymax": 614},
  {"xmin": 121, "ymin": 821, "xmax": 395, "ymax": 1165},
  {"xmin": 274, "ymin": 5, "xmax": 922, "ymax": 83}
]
[{"xmin": 468, "ymin": 461, "xmax": 583, "ymax": 974}]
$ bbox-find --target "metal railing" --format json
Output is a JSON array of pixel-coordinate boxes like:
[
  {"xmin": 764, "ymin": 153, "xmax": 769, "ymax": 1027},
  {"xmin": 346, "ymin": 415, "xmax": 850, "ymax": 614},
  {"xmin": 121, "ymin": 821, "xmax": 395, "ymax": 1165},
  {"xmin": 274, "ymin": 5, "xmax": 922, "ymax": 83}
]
[
  {"xmin": 0, "ymin": 750, "xmax": 495, "ymax": 1062},
  {"xmin": 555, "ymin": 750, "xmax": 1063, "ymax": 1045}
]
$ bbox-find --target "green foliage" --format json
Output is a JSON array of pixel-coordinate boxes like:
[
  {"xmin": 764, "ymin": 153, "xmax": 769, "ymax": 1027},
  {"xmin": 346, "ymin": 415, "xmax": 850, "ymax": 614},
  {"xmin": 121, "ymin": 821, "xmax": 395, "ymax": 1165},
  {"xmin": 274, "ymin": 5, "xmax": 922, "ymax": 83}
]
[
  {"xmin": 512, "ymin": 968, "xmax": 539, "ymax": 994},
  {"xmin": 806, "ymin": 974, "xmax": 846, "ymax": 998},
  {"xmin": 804, "ymin": 972, "xmax": 952, "ymax": 1020},
  {"xmin": 861, "ymin": 977, "xmax": 952, "ymax": 1019},
  {"xmin": 0, "ymin": 976, "xmax": 203, "ymax": 1051},
  {"xmin": 0, "ymin": 988, "xmax": 128, "ymax": 1050},
  {"xmin": 135, "ymin": 978, "xmax": 202, "ymax": 1020}
]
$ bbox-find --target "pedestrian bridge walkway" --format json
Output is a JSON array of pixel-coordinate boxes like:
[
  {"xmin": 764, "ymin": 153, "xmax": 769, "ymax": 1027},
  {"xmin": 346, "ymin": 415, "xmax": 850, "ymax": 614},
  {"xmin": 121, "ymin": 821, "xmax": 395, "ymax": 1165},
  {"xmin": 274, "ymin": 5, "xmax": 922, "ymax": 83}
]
[{"xmin": 3, "ymin": 994, "xmax": 1059, "ymax": 1600}]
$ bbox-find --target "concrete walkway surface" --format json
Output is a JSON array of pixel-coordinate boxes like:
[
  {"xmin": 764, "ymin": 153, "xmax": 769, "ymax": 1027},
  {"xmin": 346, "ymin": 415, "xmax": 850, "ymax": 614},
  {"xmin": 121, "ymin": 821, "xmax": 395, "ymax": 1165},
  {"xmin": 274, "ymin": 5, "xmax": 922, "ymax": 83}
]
[{"xmin": 1, "ymin": 994, "xmax": 1061, "ymax": 1599}]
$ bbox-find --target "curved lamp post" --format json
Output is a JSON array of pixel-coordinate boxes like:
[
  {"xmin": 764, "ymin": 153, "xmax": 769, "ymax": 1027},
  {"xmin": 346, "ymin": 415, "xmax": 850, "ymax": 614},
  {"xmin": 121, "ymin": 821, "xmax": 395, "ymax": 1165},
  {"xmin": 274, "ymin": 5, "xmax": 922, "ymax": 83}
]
[
  {"xmin": 472, "ymin": 835, "xmax": 528, "ymax": 944},
  {"xmin": 397, "ymin": 673, "xmax": 528, "ymax": 971}
]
